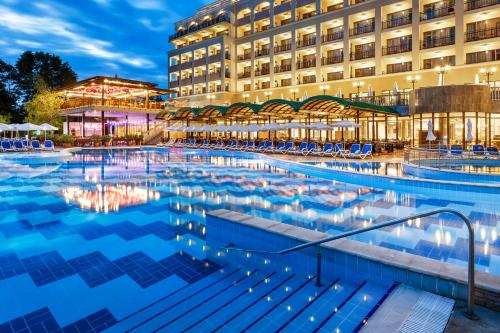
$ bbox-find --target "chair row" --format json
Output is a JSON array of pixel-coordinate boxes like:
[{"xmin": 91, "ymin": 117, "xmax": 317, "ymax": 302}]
[
  {"xmin": 448, "ymin": 144, "xmax": 499, "ymax": 157},
  {"xmin": 1, "ymin": 139, "xmax": 54, "ymax": 152},
  {"xmin": 160, "ymin": 139, "xmax": 373, "ymax": 159}
]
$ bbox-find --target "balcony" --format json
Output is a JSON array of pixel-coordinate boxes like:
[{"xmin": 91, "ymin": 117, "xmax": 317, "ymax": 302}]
[
  {"xmin": 465, "ymin": 0, "xmax": 500, "ymax": 11},
  {"xmin": 421, "ymin": 36, "xmax": 455, "ymax": 49},
  {"xmin": 296, "ymin": 37, "xmax": 316, "ymax": 49},
  {"xmin": 169, "ymin": 80, "xmax": 179, "ymax": 88},
  {"xmin": 169, "ymin": 64, "xmax": 180, "ymax": 72},
  {"xmin": 420, "ymin": 6, "xmax": 454, "ymax": 21},
  {"xmin": 350, "ymin": 49, "xmax": 375, "ymax": 61},
  {"xmin": 382, "ymin": 14, "xmax": 412, "ymax": 29},
  {"xmin": 255, "ymin": 10, "xmax": 270, "ymax": 21},
  {"xmin": 255, "ymin": 47, "xmax": 270, "ymax": 58},
  {"xmin": 255, "ymin": 68, "xmax": 271, "ymax": 76},
  {"xmin": 169, "ymin": 14, "xmax": 230, "ymax": 41},
  {"xmin": 208, "ymin": 53, "xmax": 222, "ymax": 63},
  {"xmin": 302, "ymin": 75, "xmax": 316, "ymax": 84},
  {"xmin": 321, "ymin": 55, "xmax": 343, "ymax": 65},
  {"xmin": 274, "ymin": 43, "xmax": 292, "ymax": 53},
  {"xmin": 327, "ymin": 71, "xmax": 343, "ymax": 81},
  {"xmin": 238, "ymin": 72, "xmax": 251, "ymax": 79},
  {"xmin": 180, "ymin": 61, "xmax": 192, "ymax": 70},
  {"xmin": 193, "ymin": 75, "xmax": 206, "ymax": 84},
  {"xmin": 386, "ymin": 62, "xmax": 412, "ymax": 74},
  {"xmin": 382, "ymin": 43, "xmax": 412, "ymax": 55},
  {"xmin": 465, "ymin": 27, "xmax": 500, "ymax": 42},
  {"xmin": 180, "ymin": 77, "xmax": 192, "ymax": 86},
  {"xmin": 298, "ymin": 0, "xmax": 315, "ymax": 6},
  {"xmin": 193, "ymin": 58, "xmax": 206, "ymax": 67},
  {"xmin": 321, "ymin": 31, "xmax": 344, "ymax": 43},
  {"xmin": 350, "ymin": 23, "xmax": 375, "ymax": 36},
  {"xmin": 237, "ymin": 15, "xmax": 251, "ymax": 26},
  {"xmin": 274, "ymin": 64, "xmax": 291, "ymax": 73},
  {"xmin": 237, "ymin": 53, "xmax": 252, "ymax": 61},
  {"xmin": 274, "ymin": 1, "xmax": 291, "ymax": 15},
  {"xmin": 354, "ymin": 67, "xmax": 375, "ymax": 77},
  {"xmin": 208, "ymin": 71, "xmax": 222, "ymax": 81},
  {"xmin": 322, "ymin": 3, "xmax": 343, "ymax": 13},
  {"xmin": 296, "ymin": 59, "xmax": 316, "ymax": 69}
]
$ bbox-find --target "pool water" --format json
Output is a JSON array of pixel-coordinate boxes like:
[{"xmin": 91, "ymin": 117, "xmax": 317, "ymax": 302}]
[
  {"xmin": 0, "ymin": 148, "xmax": 497, "ymax": 331},
  {"xmin": 301, "ymin": 161, "xmax": 404, "ymax": 177}
]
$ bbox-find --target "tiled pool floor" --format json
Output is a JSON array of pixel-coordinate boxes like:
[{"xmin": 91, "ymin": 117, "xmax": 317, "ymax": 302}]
[{"xmin": 0, "ymin": 148, "xmax": 497, "ymax": 331}]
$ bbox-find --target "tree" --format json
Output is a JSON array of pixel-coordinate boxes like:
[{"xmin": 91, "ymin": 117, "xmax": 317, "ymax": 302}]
[
  {"xmin": 0, "ymin": 60, "xmax": 17, "ymax": 122},
  {"xmin": 24, "ymin": 78, "xmax": 65, "ymax": 128},
  {"xmin": 14, "ymin": 51, "xmax": 77, "ymax": 105}
]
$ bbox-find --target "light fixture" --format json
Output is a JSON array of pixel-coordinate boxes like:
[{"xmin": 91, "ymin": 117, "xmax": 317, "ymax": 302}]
[{"xmin": 406, "ymin": 75, "xmax": 421, "ymax": 90}]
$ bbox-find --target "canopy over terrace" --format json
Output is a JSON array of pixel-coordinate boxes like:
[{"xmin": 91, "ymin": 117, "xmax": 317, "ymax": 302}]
[
  {"xmin": 60, "ymin": 76, "xmax": 174, "ymax": 137},
  {"xmin": 157, "ymin": 95, "xmax": 403, "ymax": 142}
]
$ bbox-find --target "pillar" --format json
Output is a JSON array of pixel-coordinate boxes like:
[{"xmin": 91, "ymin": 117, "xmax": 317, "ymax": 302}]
[
  {"xmin": 101, "ymin": 111, "xmax": 105, "ymax": 136},
  {"xmin": 146, "ymin": 113, "xmax": 150, "ymax": 132},
  {"xmin": 125, "ymin": 115, "xmax": 129, "ymax": 137},
  {"xmin": 372, "ymin": 112, "xmax": 375, "ymax": 142},
  {"xmin": 82, "ymin": 112, "xmax": 86, "ymax": 137}
]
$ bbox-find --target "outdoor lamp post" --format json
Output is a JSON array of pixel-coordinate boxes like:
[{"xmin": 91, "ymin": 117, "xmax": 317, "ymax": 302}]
[
  {"xmin": 435, "ymin": 65, "xmax": 450, "ymax": 86},
  {"xmin": 479, "ymin": 66, "xmax": 497, "ymax": 86},
  {"xmin": 319, "ymin": 84, "xmax": 329, "ymax": 95},
  {"xmin": 353, "ymin": 81, "xmax": 364, "ymax": 98},
  {"xmin": 406, "ymin": 74, "xmax": 421, "ymax": 90},
  {"xmin": 207, "ymin": 94, "xmax": 215, "ymax": 103},
  {"xmin": 264, "ymin": 91, "xmax": 272, "ymax": 101},
  {"xmin": 242, "ymin": 93, "xmax": 250, "ymax": 103},
  {"xmin": 290, "ymin": 88, "xmax": 299, "ymax": 101}
]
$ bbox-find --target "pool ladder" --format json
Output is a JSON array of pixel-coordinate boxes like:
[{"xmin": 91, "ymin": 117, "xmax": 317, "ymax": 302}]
[{"xmin": 224, "ymin": 208, "xmax": 479, "ymax": 320}]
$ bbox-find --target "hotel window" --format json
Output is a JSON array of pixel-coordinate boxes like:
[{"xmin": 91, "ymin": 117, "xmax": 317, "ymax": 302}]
[
  {"xmin": 386, "ymin": 62, "xmax": 412, "ymax": 74},
  {"xmin": 326, "ymin": 71, "xmax": 343, "ymax": 81},
  {"xmin": 354, "ymin": 67, "xmax": 375, "ymax": 77},
  {"xmin": 281, "ymin": 78, "xmax": 292, "ymax": 87},
  {"xmin": 421, "ymin": 0, "xmax": 455, "ymax": 21},
  {"xmin": 302, "ymin": 75, "xmax": 316, "ymax": 84},
  {"xmin": 466, "ymin": 49, "xmax": 500, "ymax": 64},
  {"xmin": 422, "ymin": 55, "xmax": 456, "ymax": 69},
  {"xmin": 384, "ymin": 9, "xmax": 412, "ymax": 29},
  {"xmin": 422, "ymin": 27, "xmax": 455, "ymax": 49},
  {"xmin": 465, "ymin": 18, "xmax": 500, "ymax": 42}
]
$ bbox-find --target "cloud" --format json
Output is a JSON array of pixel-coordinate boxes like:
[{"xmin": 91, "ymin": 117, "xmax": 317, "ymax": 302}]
[
  {"xmin": 126, "ymin": 0, "xmax": 164, "ymax": 10},
  {"xmin": 15, "ymin": 39, "xmax": 42, "ymax": 48},
  {"xmin": 0, "ymin": 6, "xmax": 156, "ymax": 69}
]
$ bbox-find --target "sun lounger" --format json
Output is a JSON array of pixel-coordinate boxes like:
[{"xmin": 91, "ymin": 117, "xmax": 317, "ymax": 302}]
[
  {"xmin": 283, "ymin": 142, "xmax": 294, "ymax": 154},
  {"xmin": 341, "ymin": 144, "xmax": 361, "ymax": 158},
  {"xmin": 1, "ymin": 141, "xmax": 14, "ymax": 152},
  {"xmin": 253, "ymin": 141, "xmax": 267, "ymax": 152},
  {"xmin": 245, "ymin": 140, "xmax": 255, "ymax": 151},
  {"xmin": 331, "ymin": 143, "xmax": 344, "ymax": 158},
  {"xmin": 31, "ymin": 140, "xmax": 42, "ymax": 150},
  {"xmin": 302, "ymin": 142, "xmax": 317, "ymax": 156},
  {"xmin": 472, "ymin": 144, "xmax": 485, "ymax": 156},
  {"xmin": 486, "ymin": 146, "xmax": 499, "ymax": 157},
  {"xmin": 291, "ymin": 142, "xmax": 308, "ymax": 155},
  {"xmin": 44, "ymin": 140, "xmax": 54, "ymax": 150},
  {"xmin": 272, "ymin": 141, "xmax": 286, "ymax": 153},
  {"xmin": 14, "ymin": 141, "xmax": 26, "ymax": 151},
  {"xmin": 238, "ymin": 140, "xmax": 248, "ymax": 150},
  {"xmin": 263, "ymin": 141, "xmax": 274, "ymax": 152},
  {"xmin": 349, "ymin": 144, "xmax": 372, "ymax": 159},
  {"xmin": 450, "ymin": 145, "xmax": 463, "ymax": 157},
  {"xmin": 313, "ymin": 142, "xmax": 333, "ymax": 156}
]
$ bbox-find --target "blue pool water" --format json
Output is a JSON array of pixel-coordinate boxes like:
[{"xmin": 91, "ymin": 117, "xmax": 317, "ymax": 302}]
[{"xmin": 0, "ymin": 148, "xmax": 498, "ymax": 331}]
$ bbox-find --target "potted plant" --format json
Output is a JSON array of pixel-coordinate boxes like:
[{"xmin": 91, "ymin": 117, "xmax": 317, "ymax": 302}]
[
  {"xmin": 59, "ymin": 134, "xmax": 75, "ymax": 148},
  {"xmin": 102, "ymin": 135, "xmax": 112, "ymax": 147},
  {"xmin": 90, "ymin": 135, "xmax": 101, "ymax": 147}
]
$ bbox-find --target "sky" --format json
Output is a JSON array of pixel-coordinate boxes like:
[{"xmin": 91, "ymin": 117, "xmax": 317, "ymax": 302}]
[{"xmin": 0, "ymin": 0, "xmax": 214, "ymax": 88}]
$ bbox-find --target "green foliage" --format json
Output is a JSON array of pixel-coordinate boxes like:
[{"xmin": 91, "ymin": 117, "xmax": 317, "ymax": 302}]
[
  {"xmin": 24, "ymin": 78, "xmax": 64, "ymax": 128},
  {"xmin": 58, "ymin": 134, "xmax": 75, "ymax": 145}
]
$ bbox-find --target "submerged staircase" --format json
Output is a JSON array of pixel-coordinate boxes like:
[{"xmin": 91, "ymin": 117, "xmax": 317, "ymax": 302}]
[{"xmin": 106, "ymin": 266, "xmax": 403, "ymax": 333}]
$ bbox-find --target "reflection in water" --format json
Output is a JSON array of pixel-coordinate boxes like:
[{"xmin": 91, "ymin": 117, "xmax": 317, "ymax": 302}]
[{"xmin": 62, "ymin": 184, "xmax": 160, "ymax": 213}]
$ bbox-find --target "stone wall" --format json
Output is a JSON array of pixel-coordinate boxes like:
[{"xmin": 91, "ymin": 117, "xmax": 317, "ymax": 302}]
[{"xmin": 410, "ymin": 85, "xmax": 492, "ymax": 114}]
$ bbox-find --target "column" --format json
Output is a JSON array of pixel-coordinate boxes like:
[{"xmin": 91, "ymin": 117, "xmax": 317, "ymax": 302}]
[
  {"xmin": 411, "ymin": 0, "xmax": 420, "ymax": 71},
  {"xmin": 146, "ymin": 113, "xmax": 150, "ymax": 132},
  {"xmin": 374, "ymin": 6, "xmax": 382, "ymax": 75},
  {"xmin": 315, "ymin": 20, "xmax": 322, "ymax": 82},
  {"xmin": 101, "ymin": 111, "xmax": 105, "ymax": 136},
  {"xmin": 82, "ymin": 112, "xmax": 86, "ymax": 137},
  {"xmin": 125, "ymin": 115, "xmax": 129, "ymax": 137},
  {"xmin": 454, "ymin": 0, "xmax": 465, "ymax": 66},
  {"xmin": 342, "ymin": 16, "xmax": 350, "ymax": 79}
]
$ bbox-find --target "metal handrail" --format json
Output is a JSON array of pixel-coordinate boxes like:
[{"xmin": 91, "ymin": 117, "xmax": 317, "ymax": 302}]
[{"xmin": 224, "ymin": 208, "xmax": 478, "ymax": 320}]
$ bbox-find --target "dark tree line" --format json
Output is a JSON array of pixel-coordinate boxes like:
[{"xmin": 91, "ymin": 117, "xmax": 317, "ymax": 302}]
[{"xmin": 0, "ymin": 51, "xmax": 77, "ymax": 123}]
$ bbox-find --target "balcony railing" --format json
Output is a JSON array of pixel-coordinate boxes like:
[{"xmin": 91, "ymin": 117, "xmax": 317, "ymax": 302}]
[
  {"xmin": 322, "ymin": 3, "xmax": 343, "ymax": 13},
  {"xmin": 465, "ymin": 27, "xmax": 500, "ymax": 42},
  {"xmin": 208, "ymin": 53, "xmax": 222, "ymax": 64},
  {"xmin": 296, "ymin": 37, "xmax": 317, "ymax": 48},
  {"xmin": 63, "ymin": 99, "xmax": 166, "ymax": 110},
  {"xmin": 169, "ymin": 14, "xmax": 230, "ymax": 41},
  {"xmin": 193, "ymin": 58, "xmax": 206, "ymax": 67},
  {"xmin": 237, "ymin": 53, "xmax": 252, "ymax": 61},
  {"xmin": 421, "ymin": 36, "xmax": 455, "ymax": 49},
  {"xmin": 327, "ymin": 72, "xmax": 344, "ymax": 81},
  {"xmin": 349, "ymin": 23, "xmax": 375, "ymax": 36},
  {"xmin": 180, "ymin": 61, "xmax": 192, "ymax": 70},
  {"xmin": 238, "ymin": 72, "xmax": 251, "ymax": 79},
  {"xmin": 302, "ymin": 76, "xmax": 316, "ymax": 84},
  {"xmin": 354, "ymin": 67, "xmax": 375, "ymax": 77},
  {"xmin": 382, "ymin": 14, "xmax": 412, "ymax": 29},
  {"xmin": 274, "ymin": 64, "xmax": 292, "ymax": 73},
  {"xmin": 321, "ymin": 55, "xmax": 343, "ymax": 65},
  {"xmin": 420, "ymin": 6, "xmax": 455, "ymax": 21},
  {"xmin": 255, "ymin": 48, "xmax": 270, "ymax": 57},
  {"xmin": 296, "ymin": 59, "xmax": 316, "ymax": 69},
  {"xmin": 351, "ymin": 92, "xmax": 410, "ymax": 106},
  {"xmin": 321, "ymin": 31, "xmax": 344, "ymax": 43},
  {"xmin": 274, "ymin": 1, "xmax": 291, "ymax": 15},
  {"xmin": 350, "ymin": 49, "xmax": 375, "ymax": 60},
  {"xmin": 382, "ymin": 43, "xmax": 412, "ymax": 55},
  {"xmin": 465, "ymin": 0, "xmax": 500, "ymax": 11},
  {"xmin": 169, "ymin": 64, "xmax": 180, "ymax": 72},
  {"xmin": 180, "ymin": 78, "xmax": 192, "ymax": 86},
  {"xmin": 255, "ymin": 68, "xmax": 271, "ymax": 76},
  {"xmin": 208, "ymin": 71, "xmax": 222, "ymax": 81},
  {"xmin": 169, "ymin": 80, "xmax": 179, "ymax": 88},
  {"xmin": 274, "ymin": 43, "xmax": 292, "ymax": 53},
  {"xmin": 193, "ymin": 75, "xmax": 206, "ymax": 84}
]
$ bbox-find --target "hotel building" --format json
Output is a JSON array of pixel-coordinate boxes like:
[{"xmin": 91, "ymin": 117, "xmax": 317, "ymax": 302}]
[{"xmin": 167, "ymin": 0, "xmax": 500, "ymax": 146}]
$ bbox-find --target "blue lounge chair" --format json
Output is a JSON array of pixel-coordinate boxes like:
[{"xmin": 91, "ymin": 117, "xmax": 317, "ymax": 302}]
[
  {"xmin": 292, "ymin": 142, "xmax": 308, "ymax": 155},
  {"xmin": 472, "ymin": 144, "xmax": 485, "ymax": 156},
  {"xmin": 245, "ymin": 140, "xmax": 255, "ymax": 151},
  {"xmin": 14, "ymin": 141, "xmax": 26, "ymax": 151},
  {"xmin": 331, "ymin": 143, "xmax": 344, "ymax": 158},
  {"xmin": 230, "ymin": 140, "xmax": 240, "ymax": 150},
  {"xmin": 486, "ymin": 146, "xmax": 499, "ymax": 157},
  {"xmin": 283, "ymin": 142, "xmax": 294, "ymax": 154},
  {"xmin": 341, "ymin": 144, "xmax": 361, "ymax": 158},
  {"xmin": 264, "ymin": 140, "xmax": 274, "ymax": 152},
  {"xmin": 273, "ymin": 141, "xmax": 286, "ymax": 153},
  {"xmin": 31, "ymin": 140, "xmax": 42, "ymax": 150},
  {"xmin": 313, "ymin": 142, "xmax": 333, "ymax": 156},
  {"xmin": 450, "ymin": 145, "xmax": 463, "ymax": 157},
  {"xmin": 239, "ymin": 140, "xmax": 248, "ymax": 150},
  {"xmin": 350, "ymin": 144, "xmax": 373, "ymax": 159},
  {"xmin": 225, "ymin": 139, "xmax": 234, "ymax": 150},
  {"xmin": 302, "ymin": 142, "xmax": 317, "ymax": 156},
  {"xmin": 44, "ymin": 140, "xmax": 54, "ymax": 150},
  {"xmin": 253, "ymin": 141, "xmax": 266, "ymax": 152},
  {"xmin": 1, "ymin": 141, "xmax": 14, "ymax": 152}
]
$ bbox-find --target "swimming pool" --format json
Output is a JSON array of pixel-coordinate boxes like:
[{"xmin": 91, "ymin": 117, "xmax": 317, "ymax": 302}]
[{"xmin": 0, "ymin": 148, "xmax": 497, "ymax": 331}]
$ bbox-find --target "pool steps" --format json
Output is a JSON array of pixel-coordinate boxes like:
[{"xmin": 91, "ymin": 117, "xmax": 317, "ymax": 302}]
[{"xmin": 105, "ymin": 266, "xmax": 403, "ymax": 333}]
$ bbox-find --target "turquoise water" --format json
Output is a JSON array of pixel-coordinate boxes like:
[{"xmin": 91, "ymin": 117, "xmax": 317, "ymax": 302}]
[{"xmin": 0, "ymin": 148, "xmax": 497, "ymax": 331}]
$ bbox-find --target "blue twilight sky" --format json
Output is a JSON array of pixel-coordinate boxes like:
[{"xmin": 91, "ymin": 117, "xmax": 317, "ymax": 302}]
[{"xmin": 0, "ymin": 0, "xmax": 213, "ymax": 88}]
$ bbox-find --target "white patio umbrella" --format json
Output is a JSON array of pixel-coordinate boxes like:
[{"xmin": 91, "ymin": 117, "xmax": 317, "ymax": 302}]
[
  {"xmin": 466, "ymin": 119, "xmax": 473, "ymax": 142},
  {"xmin": 0, "ymin": 123, "xmax": 13, "ymax": 138},
  {"xmin": 392, "ymin": 82, "xmax": 399, "ymax": 96},
  {"xmin": 15, "ymin": 123, "xmax": 42, "ymax": 139},
  {"xmin": 367, "ymin": 84, "xmax": 374, "ymax": 97},
  {"xmin": 261, "ymin": 123, "xmax": 279, "ymax": 131},
  {"xmin": 213, "ymin": 124, "xmax": 229, "ymax": 132},
  {"xmin": 426, "ymin": 120, "xmax": 436, "ymax": 148},
  {"xmin": 39, "ymin": 123, "xmax": 58, "ymax": 140},
  {"xmin": 337, "ymin": 87, "xmax": 342, "ymax": 98},
  {"xmin": 245, "ymin": 124, "xmax": 262, "ymax": 132},
  {"xmin": 332, "ymin": 120, "xmax": 361, "ymax": 128},
  {"xmin": 255, "ymin": 96, "xmax": 260, "ymax": 104},
  {"xmin": 474, "ymin": 74, "xmax": 480, "ymax": 85},
  {"xmin": 309, "ymin": 122, "xmax": 332, "ymax": 130},
  {"xmin": 227, "ymin": 124, "xmax": 243, "ymax": 132},
  {"xmin": 286, "ymin": 122, "xmax": 307, "ymax": 129}
]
